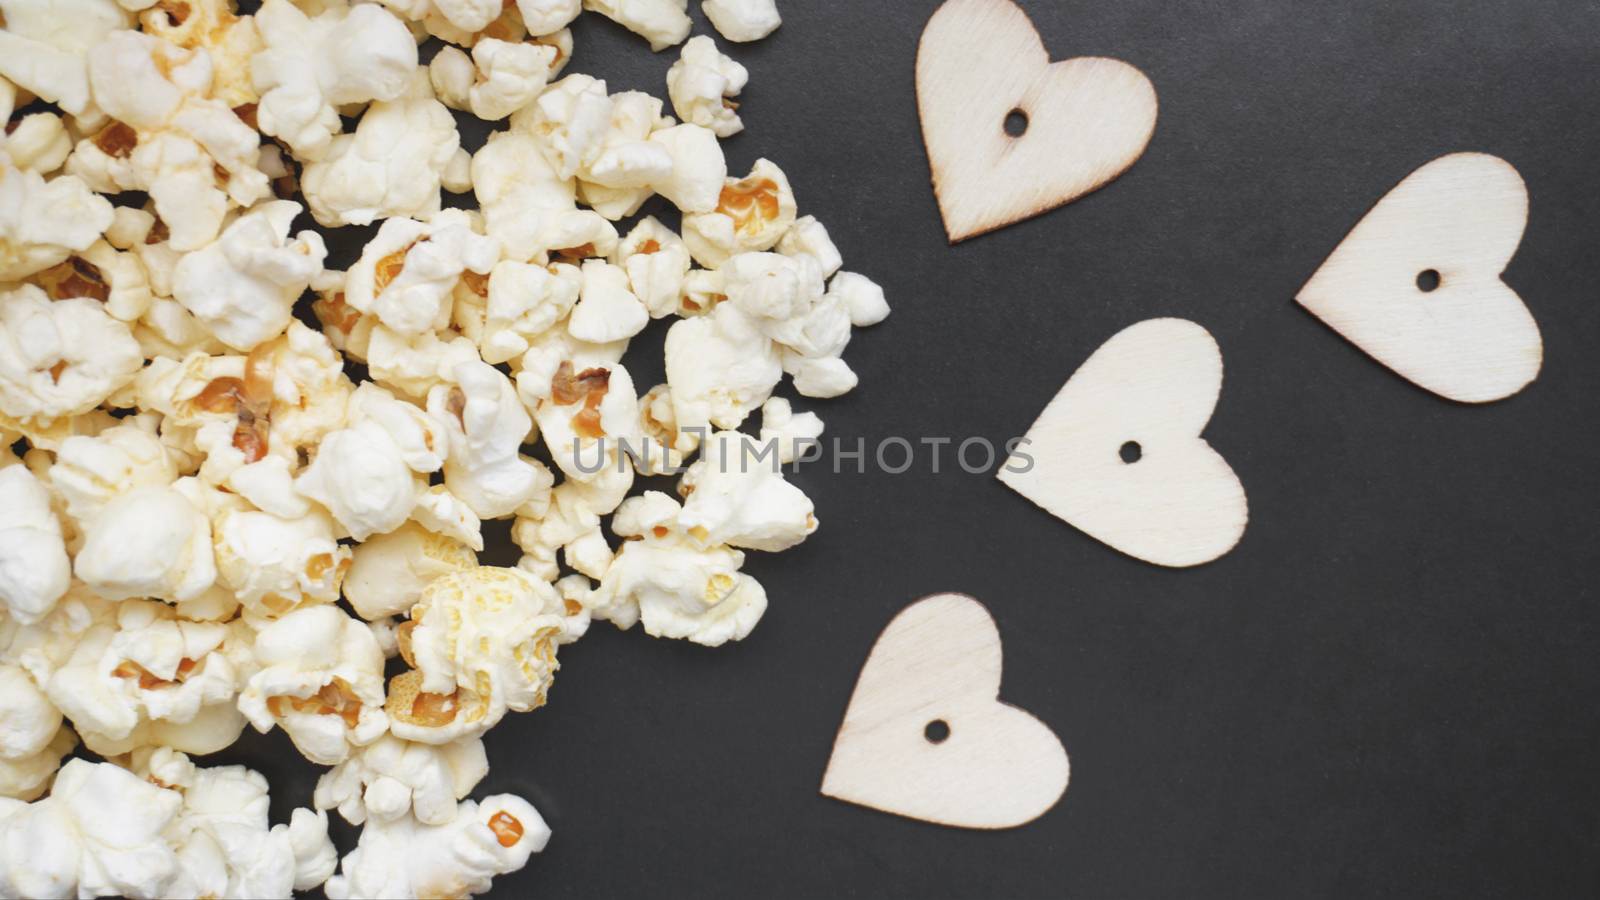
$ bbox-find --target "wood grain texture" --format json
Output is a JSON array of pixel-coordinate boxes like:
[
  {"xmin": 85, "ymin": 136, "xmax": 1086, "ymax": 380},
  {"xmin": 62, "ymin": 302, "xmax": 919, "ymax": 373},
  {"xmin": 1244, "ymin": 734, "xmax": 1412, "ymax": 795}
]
[
  {"xmin": 998, "ymin": 318, "xmax": 1248, "ymax": 568},
  {"xmin": 916, "ymin": 0, "xmax": 1158, "ymax": 243},
  {"xmin": 820, "ymin": 593, "xmax": 1069, "ymax": 830},
  {"xmin": 1297, "ymin": 152, "xmax": 1543, "ymax": 403}
]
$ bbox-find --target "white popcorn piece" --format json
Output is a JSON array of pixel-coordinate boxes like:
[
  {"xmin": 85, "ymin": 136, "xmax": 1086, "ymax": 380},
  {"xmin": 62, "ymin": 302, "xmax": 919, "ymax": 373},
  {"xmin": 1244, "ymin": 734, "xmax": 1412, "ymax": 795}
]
[
  {"xmin": 516, "ymin": 0, "xmax": 581, "ymax": 35},
  {"xmin": 584, "ymin": 0, "xmax": 690, "ymax": 51},
  {"xmin": 829, "ymin": 270, "xmax": 891, "ymax": 327},
  {"xmin": 427, "ymin": 44, "xmax": 475, "ymax": 110},
  {"xmin": 410, "ymin": 484, "xmax": 486, "ymax": 550},
  {"xmin": 663, "ymin": 300, "xmax": 781, "ymax": 432},
  {"xmin": 76, "ymin": 31, "xmax": 271, "ymax": 250},
  {"xmin": 611, "ymin": 216, "xmax": 691, "ymax": 318},
  {"xmin": 646, "ymin": 122, "xmax": 727, "ymax": 213},
  {"xmin": 569, "ymin": 258, "xmax": 649, "ymax": 343},
  {"xmin": 456, "ymin": 260, "xmax": 579, "ymax": 364},
  {"xmin": 677, "ymin": 266, "xmax": 727, "ymax": 315},
  {"xmin": 365, "ymin": 325, "xmax": 482, "ymax": 401},
  {"xmin": 589, "ymin": 491, "xmax": 768, "ymax": 645},
  {"xmin": 4, "ymin": 111, "xmax": 74, "ymax": 174},
  {"xmin": 758, "ymin": 396, "xmax": 823, "ymax": 464},
  {"xmin": 634, "ymin": 382, "xmax": 699, "ymax": 474},
  {"xmin": 0, "ymin": 0, "xmax": 126, "ymax": 116},
  {"xmin": 679, "ymin": 429, "xmax": 816, "ymax": 551},
  {"xmin": 703, "ymin": 0, "xmax": 781, "ymax": 43},
  {"xmin": 251, "ymin": 0, "xmax": 418, "ymax": 161},
  {"xmin": 136, "ymin": 0, "xmax": 263, "ymax": 108},
  {"xmin": 0, "ymin": 466, "xmax": 72, "ymax": 624},
  {"xmin": 173, "ymin": 199, "xmax": 329, "ymax": 351},
  {"xmin": 343, "ymin": 521, "xmax": 477, "ymax": 621},
  {"xmin": 683, "ymin": 159, "xmax": 797, "ymax": 268},
  {"xmin": 315, "ymin": 733, "xmax": 488, "ymax": 826},
  {"xmin": 784, "ymin": 349, "xmax": 858, "ymax": 398},
  {"xmin": 324, "ymin": 794, "xmax": 550, "ymax": 900},
  {"xmin": 74, "ymin": 483, "xmax": 218, "ymax": 604},
  {"xmin": 29, "ymin": 238, "xmax": 154, "ymax": 325},
  {"xmin": 471, "ymin": 129, "xmax": 610, "ymax": 260},
  {"xmin": 0, "ymin": 758, "xmax": 183, "ymax": 900},
  {"xmin": 0, "ymin": 286, "xmax": 141, "ymax": 428},
  {"xmin": 511, "ymin": 461, "xmax": 630, "ymax": 581},
  {"xmin": 529, "ymin": 357, "xmax": 640, "ymax": 482},
  {"xmin": 427, "ymin": 361, "xmax": 549, "ymax": 520},
  {"xmin": 469, "ymin": 38, "xmax": 558, "ymax": 121},
  {"xmin": 387, "ymin": 567, "xmax": 566, "ymax": 744},
  {"xmin": 528, "ymin": 73, "xmax": 614, "ymax": 181},
  {"xmin": 145, "ymin": 753, "xmax": 338, "ymax": 898},
  {"xmin": 238, "ymin": 604, "xmax": 389, "ymax": 765},
  {"xmin": 0, "ymin": 663, "xmax": 66, "ymax": 799},
  {"xmin": 346, "ymin": 211, "xmax": 499, "ymax": 337},
  {"xmin": 300, "ymin": 73, "xmax": 462, "ymax": 227},
  {"xmin": 666, "ymin": 35, "xmax": 747, "ymax": 137},
  {"xmin": 0, "ymin": 158, "xmax": 114, "ymax": 283},
  {"xmin": 295, "ymin": 384, "xmax": 445, "ymax": 541},
  {"xmin": 45, "ymin": 599, "xmax": 246, "ymax": 756},
  {"xmin": 581, "ymin": 91, "xmax": 673, "ymax": 203},
  {"xmin": 214, "ymin": 506, "xmax": 351, "ymax": 621},
  {"xmin": 776, "ymin": 214, "xmax": 842, "ymax": 278}
]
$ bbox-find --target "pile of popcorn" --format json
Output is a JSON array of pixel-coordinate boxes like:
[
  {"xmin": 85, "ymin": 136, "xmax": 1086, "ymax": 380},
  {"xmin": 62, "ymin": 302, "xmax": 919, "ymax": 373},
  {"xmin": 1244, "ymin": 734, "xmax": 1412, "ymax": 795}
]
[{"xmin": 0, "ymin": 0, "xmax": 889, "ymax": 893}]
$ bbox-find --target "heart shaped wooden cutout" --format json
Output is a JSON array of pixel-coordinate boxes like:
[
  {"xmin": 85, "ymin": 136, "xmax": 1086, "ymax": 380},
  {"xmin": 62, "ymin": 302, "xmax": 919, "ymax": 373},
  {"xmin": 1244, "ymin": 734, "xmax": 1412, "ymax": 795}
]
[
  {"xmin": 1297, "ymin": 152, "xmax": 1542, "ymax": 403},
  {"xmin": 916, "ymin": 0, "xmax": 1158, "ymax": 243},
  {"xmin": 821, "ymin": 593, "xmax": 1069, "ymax": 830},
  {"xmin": 998, "ymin": 318, "xmax": 1248, "ymax": 568}
]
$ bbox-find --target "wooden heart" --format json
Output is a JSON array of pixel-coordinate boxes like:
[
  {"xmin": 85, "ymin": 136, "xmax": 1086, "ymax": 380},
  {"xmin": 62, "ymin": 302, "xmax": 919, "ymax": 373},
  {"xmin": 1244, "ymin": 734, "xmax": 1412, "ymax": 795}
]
[
  {"xmin": 821, "ymin": 593, "xmax": 1068, "ymax": 830},
  {"xmin": 998, "ymin": 318, "xmax": 1248, "ymax": 568},
  {"xmin": 1297, "ymin": 153, "xmax": 1542, "ymax": 403},
  {"xmin": 916, "ymin": 0, "xmax": 1158, "ymax": 243}
]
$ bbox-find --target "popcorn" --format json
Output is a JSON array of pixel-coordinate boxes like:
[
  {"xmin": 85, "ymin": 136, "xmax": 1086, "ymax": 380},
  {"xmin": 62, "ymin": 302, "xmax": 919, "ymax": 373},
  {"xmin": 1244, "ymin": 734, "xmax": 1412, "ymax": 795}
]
[
  {"xmin": 387, "ymin": 567, "xmax": 566, "ymax": 743},
  {"xmin": 365, "ymin": 325, "xmax": 481, "ymax": 401},
  {"xmin": 251, "ymin": 0, "xmax": 418, "ymax": 161},
  {"xmin": 314, "ymin": 733, "xmax": 488, "ymax": 826},
  {"xmin": 381, "ymin": 0, "xmax": 500, "ymax": 36},
  {"xmin": 0, "ymin": 758, "xmax": 183, "ymax": 899},
  {"xmin": 74, "ymin": 483, "xmax": 219, "ymax": 604},
  {"xmin": 583, "ymin": 0, "xmax": 690, "ymax": 51},
  {"xmin": 238, "ymin": 604, "xmax": 389, "ymax": 765},
  {"xmin": 646, "ymin": 122, "xmax": 726, "ymax": 213},
  {"xmin": 0, "ymin": 286, "xmax": 141, "ymax": 429},
  {"xmin": 428, "ymin": 361, "xmax": 549, "ymax": 520},
  {"xmin": 470, "ymin": 129, "xmax": 610, "ymax": 260},
  {"xmin": 703, "ymin": 0, "xmax": 781, "ymax": 43},
  {"xmin": 776, "ymin": 214, "xmax": 842, "ymax": 278},
  {"xmin": 324, "ymin": 794, "xmax": 550, "ymax": 900},
  {"xmin": 758, "ymin": 396, "xmax": 823, "ymax": 464},
  {"xmin": 76, "ymin": 30, "xmax": 271, "ymax": 250},
  {"xmin": 784, "ymin": 350, "xmax": 858, "ymax": 398},
  {"xmin": 530, "ymin": 357, "xmax": 640, "ymax": 484},
  {"xmin": 138, "ymin": 0, "xmax": 262, "ymax": 108},
  {"xmin": 666, "ymin": 35, "xmax": 747, "ymax": 137},
  {"xmin": 517, "ymin": 0, "xmax": 581, "ymax": 35},
  {"xmin": 569, "ymin": 258, "xmax": 649, "ymax": 343},
  {"xmin": 614, "ymin": 216, "xmax": 691, "ymax": 317},
  {"xmin": 294, "ymin": 384, "xmax": 445, "ymax": 541},
  {"xmin": 0, "ymin": 157, "xmax": 114, "ymax": 282},
  {"xmin": 410, "ymin": 484, "xmax": 486, "ymax": 550},
  {"xmin": 136, "ymin": 751, "xmax": 338, "ymax": 897},
  {"xmin": 172, "ymin": 199, "xmax": 329, "ymax": 351},
  {"xmin": 300, "ymin": 72, "xmax": 462, "ymax": 227},
  {"xmin": 213, "ymin": 506, "xmax": 350, "ymax": 621},
  {"xmin": 3, "ymin": 111, "xmax": 74, "ymax": 174},
  {"xmin": 345, "ymin": 210, "xmax": 499, "ymax": 337},
  {"xmin": 635, "ymin": 382, "xmax": 699, "ymax": 474},
  {"xmin": 343, "ymin": 521, "xmax": 477, "ymax": 621},
  {"xmin": 829, "ymin": 270, "xmax": 891, "ymax": 327},
  {"xmin": 45, "ymin": 599, "xmax": 247, "ymax": 756},
  {"xmin": 463, "ymin": 38, "xmax": 558, "ymax": 121},
  {"xmin": 455, "ymin": 259, "xmax": 579, "ymax": 364},
  {"xmin": 33, "ymin": 239, "xmax": 155, "ymax": 324},
  {"xmin": 679, "ymin": 429, "xmax": 816, "ymax": 551},
  {"xmin": 0, "ymin": 663, "xmax": 66, "ymax": 799},
  {"xmin": 0, "ymin": 465, "xmax": 72, "ymax": 624},
  {"xmin": 0, "ymin": 0, "xmax": 128, "ymax": 116},
  {"xmin": 588, "ymin": 491, "xmax": 768, "ymax": 645},
  {"xmin": 683, "ymin": 159, "xmax": 797, "ymax": 267},
  {"xmin": 663, "ymin": 300, "xmax": 781, "ymax": 432}
]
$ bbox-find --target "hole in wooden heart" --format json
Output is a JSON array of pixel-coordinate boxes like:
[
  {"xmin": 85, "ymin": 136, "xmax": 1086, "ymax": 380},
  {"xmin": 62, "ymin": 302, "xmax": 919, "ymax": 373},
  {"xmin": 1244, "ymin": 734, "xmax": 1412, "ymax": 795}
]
[
  {"xmin": 1003, "ymin": 108, "xmax": 1028, "ymax": 138},
  {"xmin": 1119, "ymin": 441, "xmax": 1142, "ymax": 464},
  {"xmin": 924, "ymin": 719, "xmax": 950, "ymax": 744},
  {"xmin": 1416, "ymin": 269, "xmax": 1442, "ymax": 293}
]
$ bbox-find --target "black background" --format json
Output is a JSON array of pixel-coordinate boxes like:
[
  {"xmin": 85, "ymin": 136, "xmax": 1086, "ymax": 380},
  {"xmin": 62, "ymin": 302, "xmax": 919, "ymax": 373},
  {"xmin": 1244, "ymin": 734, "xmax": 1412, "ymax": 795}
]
[{"xmin": 226, "ymin": 1, "xmax": 1600, "ymax": 896}]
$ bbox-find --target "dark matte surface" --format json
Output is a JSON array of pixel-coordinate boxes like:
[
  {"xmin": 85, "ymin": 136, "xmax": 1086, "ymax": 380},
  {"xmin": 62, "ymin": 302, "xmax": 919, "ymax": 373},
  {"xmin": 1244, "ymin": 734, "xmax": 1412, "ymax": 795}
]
[{"xmin": 229, "ymin": 1, "xmax": 1600, "ymax": 896}]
